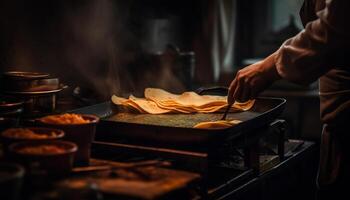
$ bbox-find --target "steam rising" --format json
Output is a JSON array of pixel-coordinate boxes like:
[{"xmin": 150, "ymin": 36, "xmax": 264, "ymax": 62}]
[
  {"xmin": 1, "ymin": 0, "xmax": 187, "ymax": 101},
  {"xmin": 63, "ymin": 0, "xmax": 124, "ymax": 98}
]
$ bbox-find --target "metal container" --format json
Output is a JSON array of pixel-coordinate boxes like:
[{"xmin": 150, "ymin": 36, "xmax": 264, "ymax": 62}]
[
  {"xmin": 1, "ymin": 71, "xmax": 66, "ymax": 117},
  {"xmin": 6, "ymin": 88, "xmax": 64, "ymax": 117},
  {"xmin": 3, "ymin": 78, "xmax": 60, "ymax": 93},
  {"xmin": 1, "ymin": 71, "xmax": 54, "ymax": 93},
  {"xmin": 2, "ymin": 71, "xmax": 50, "ymax": 80}
]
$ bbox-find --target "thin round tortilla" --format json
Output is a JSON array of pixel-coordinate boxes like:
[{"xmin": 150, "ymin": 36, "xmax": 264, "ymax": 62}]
[{"xmin": 193, "ymin": 120, "xmax": 242, "ymax": 129}]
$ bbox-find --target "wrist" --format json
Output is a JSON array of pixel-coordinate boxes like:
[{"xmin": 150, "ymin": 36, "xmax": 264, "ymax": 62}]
[{"xmin": 262, "ymin": 53, "xmax": 282, "ymax": 82}]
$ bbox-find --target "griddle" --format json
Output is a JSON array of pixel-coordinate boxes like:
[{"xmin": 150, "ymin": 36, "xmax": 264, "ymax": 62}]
[{"xmin": 72, "ymin": 95, "xmax": 286, "ymax": 149}]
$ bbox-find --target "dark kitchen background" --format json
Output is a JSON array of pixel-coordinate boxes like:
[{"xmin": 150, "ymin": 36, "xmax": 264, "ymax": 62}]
[
  {"xmin": 0, "ymin": 0, "xmax": 320, "ymax": 138},
  {"xmin": 0, "ymin": 0, "xmax": 324, "ymax": 199},
  {"xmin": 2, "ymin": 0, "xmax": 321, "ymax": 142}
]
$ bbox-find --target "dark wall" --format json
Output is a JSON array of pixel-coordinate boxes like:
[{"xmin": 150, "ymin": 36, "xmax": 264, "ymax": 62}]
[
  {"xmin": 0, "ymin": 0, "xmax": 282, "ymax": 98},
  {"xmin": 0, "ymin": 0, "xmax": 208, "ymax": 99}
]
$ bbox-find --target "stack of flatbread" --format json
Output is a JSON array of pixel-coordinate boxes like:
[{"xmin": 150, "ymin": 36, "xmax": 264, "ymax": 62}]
[{"xmin": 111, "ymin": 88, "xmax": 255, "ymax": 114}]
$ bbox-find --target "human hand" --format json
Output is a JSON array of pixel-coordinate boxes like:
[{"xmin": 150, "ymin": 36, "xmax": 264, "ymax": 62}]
[{"xmin": 227, "ymin": 53, "xmax": 281, "ymax": 104}]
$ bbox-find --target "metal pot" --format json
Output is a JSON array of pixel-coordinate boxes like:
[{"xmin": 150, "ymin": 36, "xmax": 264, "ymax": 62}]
[
  {"xmin": 1, "ymin": 71, "xmax": 60, "ymax": 93},
  {"xmin": 7, "ymin": 89, "xmax": 62, "ymax": 118},
  {"xmin": 1, "ymin": 71, "xmax": 66, "ymax": 117},
  {"xmin": 2, "ymin": 71, "xmax": 50, "ymax": 80},
  {"xmin": 3, "ymin": 78, "xmax": 60, "ymax": 93}
]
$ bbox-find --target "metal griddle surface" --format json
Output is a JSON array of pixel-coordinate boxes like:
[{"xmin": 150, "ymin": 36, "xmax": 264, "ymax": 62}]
[
  {"xmin": 104, "ymin": 97, "xmax": 282, "ymax": 128},
  {"xmin": 107, "ymin": 111, "xmax": 259, "ymax": 128},
  {"xmin": 72, "ymin": 97, "xmax": 285, "ymax": 148}
]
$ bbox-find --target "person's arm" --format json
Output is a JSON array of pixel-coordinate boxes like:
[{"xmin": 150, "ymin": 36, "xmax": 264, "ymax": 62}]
[
  {"xmin": 228, "ymin": 52, "xmax": 281, "ymax": 104},
  {"xmin": 228, "ymin": 0, "xmax": 349, "ymax": 104},
  {"xmin": 276, "ymin": 0, "xmax": 349, "ymax": 85}
]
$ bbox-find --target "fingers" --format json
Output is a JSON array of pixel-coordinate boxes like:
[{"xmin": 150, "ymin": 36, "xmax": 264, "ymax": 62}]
[
  {"xmin": 228, "ymin": 70, "xmax": 252, "ymax": 103},
  {"xmin": 228, "ymin": 59, "xmax": 277, "ymax": 103},
  {"xmin": 227, "ymin": 78, "xmax": 237, "ymax": 105},
  {"xmin": 233, "ymin": 77, "xmax": 243, "ymax": 102},
  {"xmin": 239, "ymin": 81, "xmax": 251, "ymax": 102}
]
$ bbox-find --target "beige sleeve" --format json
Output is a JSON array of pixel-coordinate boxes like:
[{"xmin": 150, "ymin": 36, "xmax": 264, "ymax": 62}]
[{"xmin": 275, "ymin": 0, "xmax": 349, "ymax": 85}]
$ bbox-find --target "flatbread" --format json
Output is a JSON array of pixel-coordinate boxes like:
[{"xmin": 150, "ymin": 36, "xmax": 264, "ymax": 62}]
[
  {"xmin": 111, "ymin": 88, "xmax": 255, "ymax": 114},
  {"xmin": 193, "ymin": 120, "xmax": 241, "ymax": 129},
  {"xmin": 145, "ymin": 88, "xmax": 254, "ymax": 112},
  {"xmin": 145, "ymin": 88, "xmax": 227, "ymax": 107},
  {"xmin": 128, "ymin": 95, "xmax": 172, "ymax": 114},
  {"xmin": 111, "ymin": 95, "xmax": 146, "ymax": 113}
]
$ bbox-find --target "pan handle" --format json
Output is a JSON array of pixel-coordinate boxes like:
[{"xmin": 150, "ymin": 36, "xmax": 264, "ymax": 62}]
[{"xmin": 195, "ymin": 86, "xmax": 228, "ymax": 96}]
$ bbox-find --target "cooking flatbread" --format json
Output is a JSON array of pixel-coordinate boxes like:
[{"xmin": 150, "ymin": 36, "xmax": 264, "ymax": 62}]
[
  {"xmin": 111, "ymin": 88, "xmax": 255, "ymax": 114},
  {"xmin": 193, "ymin": 120, "xmax": 242, "ymax": 129},
  {"xmin": 128, "ymin": 95, "xmax": 172, "ymax": 114},
  {"xmin": 145, "ymin": 88, "xmax": 227, "ymax": 107},
  {"xmin": 145, "ymin": 88, "xmax": 254, "ymax": 112},
  {"xmin": 111, "ymin": 95, "xmax": 146, "ymax": 113}
]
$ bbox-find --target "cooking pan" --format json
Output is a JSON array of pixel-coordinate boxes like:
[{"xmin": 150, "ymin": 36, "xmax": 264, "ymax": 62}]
[
  {"xmin": 71, "ymin": 87, "xmax": 286, "ymax": 149},
  {"xmin": 3, "ymin": 78, "xmax": 60, "ymax": 93},
  {"xmin": 2, "ymin": 71, "xmax": 49, "ymax": 80},
  {"xmin": 1, "ymin": 71, "xmax": 61, "ymax": 92}
]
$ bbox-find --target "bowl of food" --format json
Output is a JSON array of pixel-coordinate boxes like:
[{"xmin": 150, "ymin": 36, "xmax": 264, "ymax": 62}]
[
  {"xmin": 1, "ymin": 127, "xmax": 65, "ymax": 153},
  {"xmin": 9, "ymin": 140, "xmax": 77, "ymax": 174},
  {"xmin": 37, "ymin": 113, "xmax": 99, "ymax": 166},
  {"xmin": 0, "ymin": 162, "xmax": 25, "ymax": 200}
]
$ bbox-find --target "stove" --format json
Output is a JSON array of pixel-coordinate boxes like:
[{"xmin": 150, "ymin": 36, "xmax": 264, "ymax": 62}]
[
  {"xmin": 88, "ymin": 119, "xmax": 292, "ymax": 199},
  {"xmin": 2, "ymin": 92, "xmax": 317, "ymax": 200}
]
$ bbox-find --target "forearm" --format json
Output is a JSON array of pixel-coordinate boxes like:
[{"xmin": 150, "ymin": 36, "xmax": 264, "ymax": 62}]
[
  {"xmin": 275, "ymin": 0, "xmax": 349, "ymax": 85},
  {"xmin": 261, "ymin": 52, "xmax": 281, "ymax": 82}
]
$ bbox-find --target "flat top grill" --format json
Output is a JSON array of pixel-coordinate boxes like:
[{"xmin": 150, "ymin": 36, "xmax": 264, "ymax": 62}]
[
  {"xmin": 67, "ymin": 91, "xmax": 293, "ymax": 199},
  {"xmin": 102, "ymin": 97, "xmax": 285, "ymax": 129},
  {"xmin": 72, "ymin": 97, "xmax": 286, "ymax": 149}
]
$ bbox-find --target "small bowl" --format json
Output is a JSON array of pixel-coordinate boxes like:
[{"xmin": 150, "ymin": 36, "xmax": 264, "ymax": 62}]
[
  {"xmin": 1, "ymin": 127, "xmax": 65, "ymax": 153},
  {"xmin": 0, "ymin": 162, "xmax": 25, "ymax": 200},
  {"xmin": 9, "ymin": 140, "xmax": 77, "ymax": 174},
  {"xmin": 37, "ymin": 114, "xmax": 99, "ymax": 166}
]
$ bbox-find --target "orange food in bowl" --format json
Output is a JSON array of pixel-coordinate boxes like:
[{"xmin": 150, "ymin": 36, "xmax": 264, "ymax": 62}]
[
  {"xmin": 40, "ymin": 113, "xmax": 91, "ymax": 124},
  {"xmin": 17, "ymin": 144, "xmax": 66, "ymax": 155},
  {"xmin": 9, "ymin": 140, "xmax": 78, "ymax": 174},
  {"xmin": 37, "ymin": 114, "xmax": 99, "ymax": 166},
  {"xmin": 2, "ymin": 128, "xmax": 58, "ymax": 139}
]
